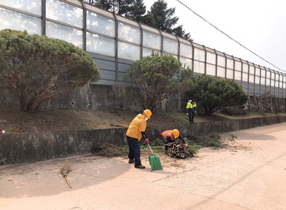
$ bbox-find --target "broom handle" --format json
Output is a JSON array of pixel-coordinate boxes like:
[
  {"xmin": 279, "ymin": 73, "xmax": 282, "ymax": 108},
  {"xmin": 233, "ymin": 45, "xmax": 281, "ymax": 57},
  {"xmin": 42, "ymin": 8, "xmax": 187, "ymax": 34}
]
[{"xmin": 147, "ymin": 143, "xmax": 154, "ymax": 154}]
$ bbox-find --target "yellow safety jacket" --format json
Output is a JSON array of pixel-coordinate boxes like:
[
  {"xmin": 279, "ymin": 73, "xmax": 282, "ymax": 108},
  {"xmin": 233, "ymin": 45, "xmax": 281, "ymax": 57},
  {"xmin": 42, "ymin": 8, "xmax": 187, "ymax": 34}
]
[
  {"xmin": 186, "ymin": 101, "xmax": 192, "ymax": 109},
  {"xmin": 186, "ymin": 102, "xmax": 196, "ymax": 109},
  {"xmin": 126, "ymin": 114, "xmax": 147, "ymax": 140}
]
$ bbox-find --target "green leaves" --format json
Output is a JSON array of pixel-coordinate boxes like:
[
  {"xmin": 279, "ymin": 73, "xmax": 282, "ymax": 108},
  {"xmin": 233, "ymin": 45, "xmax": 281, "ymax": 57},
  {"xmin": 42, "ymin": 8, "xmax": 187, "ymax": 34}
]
[
  {"xmin": 186, "ymin": 75, "xmax": 248, "ymax": 114},
  {"xmin": 142, "ymin": 0, "xmax": 192, "ymax": 41},
  {"xmin": 0, "ymin": 29, "xmax": 100, "ymax": 112},
  {"xmin": 126, "ymin": 53, "xmax": 193, "ymax": 110}
]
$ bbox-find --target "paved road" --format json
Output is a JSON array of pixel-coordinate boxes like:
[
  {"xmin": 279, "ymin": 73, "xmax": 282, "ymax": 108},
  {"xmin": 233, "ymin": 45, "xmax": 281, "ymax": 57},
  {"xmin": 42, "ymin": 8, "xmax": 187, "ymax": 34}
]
[{"xmin": 1, "ymin": 123, "xmax": 286, "ymax": 210}]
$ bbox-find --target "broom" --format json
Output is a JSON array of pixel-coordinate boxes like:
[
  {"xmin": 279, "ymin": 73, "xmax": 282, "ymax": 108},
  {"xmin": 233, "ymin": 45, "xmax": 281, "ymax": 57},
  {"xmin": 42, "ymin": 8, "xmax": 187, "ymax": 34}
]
[{"xmin": 60, "ymin": 163, "xmax": 72, "ymax": 189}]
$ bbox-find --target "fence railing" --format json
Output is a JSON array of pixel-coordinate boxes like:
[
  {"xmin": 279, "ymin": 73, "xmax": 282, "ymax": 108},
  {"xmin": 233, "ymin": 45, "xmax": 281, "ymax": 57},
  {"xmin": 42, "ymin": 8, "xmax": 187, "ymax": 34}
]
[{"xmin": 0, "ymin": 0, "xmax": 285, "ymax": 98}]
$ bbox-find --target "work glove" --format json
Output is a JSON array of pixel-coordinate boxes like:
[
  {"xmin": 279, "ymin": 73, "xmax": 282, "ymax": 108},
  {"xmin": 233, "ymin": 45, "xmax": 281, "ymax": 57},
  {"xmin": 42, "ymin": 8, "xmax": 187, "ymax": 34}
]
[
  {"xmin": 186, "ymin": 113, "xmax": 188, "ymax": 115},
  {"xmin": 144, "ymin": 139, "xmax": 149, "ymax": 144},
  {"xmin": 195, "ymin": 111, "xmax": 197, "ymax": 114},
  {"xmin": 183, "ymin": 143, "xmax": 188, "ymax": 148}
]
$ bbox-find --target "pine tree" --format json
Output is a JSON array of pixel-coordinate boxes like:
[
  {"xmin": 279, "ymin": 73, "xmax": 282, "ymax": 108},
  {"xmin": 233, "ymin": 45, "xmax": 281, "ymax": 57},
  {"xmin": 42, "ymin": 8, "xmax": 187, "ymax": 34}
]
[
  {"xmin": 124, "ymin": 0, "xmax": 146, "ymax": 22},
  {"xmin": 126, "ymin": 53, "xmax": 194, "ymax": 110},
  {"xmin": 89, "ymin": 0, "xmax": 134, "ymax": 16},
  {"xmin": 0, "ymin": 29, "xmax": 100, "ymax": 112},
  {"xmin": 84, "ymin": 0, "xmax": 192, "ymax": 40},
  {"xmin": 142, "ymin": 0, "xmax": 192, "ymax": 41},
  {"xmin": 186, "ymin": 75, "xmax": 248, "ymax": 115},
  {"xmin": 143, "ymin": 0, "xmax": 178, "ymax": 33}
]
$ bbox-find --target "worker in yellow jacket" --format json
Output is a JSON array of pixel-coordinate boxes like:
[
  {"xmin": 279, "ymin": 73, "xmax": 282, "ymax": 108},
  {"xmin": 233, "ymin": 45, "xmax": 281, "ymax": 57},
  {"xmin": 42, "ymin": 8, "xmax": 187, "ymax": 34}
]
[
  {"xmin": 186, "ymin": 99, "xmax": 197, "ymax": 123},
  {"xmin": 126, "ymin": 109, "xmax": 152, "ymax": 169}
]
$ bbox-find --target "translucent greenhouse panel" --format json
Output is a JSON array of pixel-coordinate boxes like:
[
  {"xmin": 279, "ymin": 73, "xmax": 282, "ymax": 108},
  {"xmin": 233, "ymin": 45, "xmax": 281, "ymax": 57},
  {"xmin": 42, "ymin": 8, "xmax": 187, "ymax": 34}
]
[
  {"xmin": 86, "ymin": 33, "xmax": 115, "ymax": 57},
  {"xmin": 86, "ymin": 11, "xmax": 115, "ymax": 37},
  {"xmin": 46, "ymin": 22, "xmax": 83, "ymax": 48},
  {"xmin": 180, "ymin": 43, "xmax": 192, "ymax": 58},
  {"xmin": 275, "ymin": 80, "xmax": 279, "ymax": 87},
  {"xmin": 256, "ymin": 67, "xmax": 261, "ymax": 76},
  {"xmin": 217, "ymin": 66, "xmax": 225, "ymax": 78},
  {"xmin": 249, "ymin": 74, "xmax": 255, "ymax": 83},
  {"xmin": 271, "ymin": 71, "xmax": 275, "ymax": 80},
  {"xmin": 270, "ymin": 79, "xmax": 274, "ymax": 87},
  {"xmin": 235, "ymin": 60, "xmax": 241, "ymax": 71},
  {"xmin": 266, "ymin": 70, "xmax": 271, "ymax": 78},
  {"xmin": 242, "ymin": 73, "xmax": 248, "ymax": 82},
  {"xmin": 118, "ymin": 41, "xmax": 140, "ymax": 61},
  {"xmin": 194, "ymin": 48, "xmax": 205, "ymax": 62},
  {"xmin": 180, "ymin": 57, "xmax": 192, "ymax": 69},
  {"xmin": 249, "ymin": 65, "xmax": 255, "ymax": 74},
  {"xmin": 142, "ymin": 48, "xmax": 152, "ymax": 57},
  {"xmin": 163, "ymin": 37, "xmax": 178, "ymax": 54},
  {"xmin": 217, "ymin": 55, "xmax": 225, "ymax": 67},
  {"xmin": 0, "ymin": 8, "xmax": 41, "ymax": 34},
  {"xmin": 142, "ymin": 31, "xmax": 161, "ymax": 50},
  {"xmin": 118, "ymin": 22, "xmax": 140, "ymax": 44},
  {"xmin": 206, "ymin": 64, "xmax": 216, "ymax": 76},
  {"xmin": 142, "ymin": 48, "xmax": 160, "ymax": 57},
  {"xmin": 248, "ymin": 83, "xmax": 255, "ymax": 95},
  {"xmin": 235, "ymin": 70, "xmax": 241, "ymax": 80},
  {"xmin": 255, "ymin": 76, "xmax": 261, "ymax": 84},
  {"xmin": 0, "ymin": 0, "xmax": 41, "ymax": 15},
  {"xmin": 242, "ymin": 63, "xmax": 248, "ymax": 73},
  {"xmin": 206, "ymin": 52, "xmax": 215, "ymax": 64},
  {"xmin": 226, "ymin": 58, "xmax": 233, "ymax": 69},
  {"xmin": 46, "ymin": 0, "xmax": 83, "ymax": 28},
  {"xmin": 226, "ymin": 69, "xmax": 233, "ymax": 79},
  {"xmin": 116, "ymin": 15, "xmax": 139, "ymax": 28},
  {"xmin": 193, "ymin": 61, "xmax": 205, "ymax": 74},
  {"xmin": 99, "ymin": 69, "xmax": 116, "ymax": 81}
]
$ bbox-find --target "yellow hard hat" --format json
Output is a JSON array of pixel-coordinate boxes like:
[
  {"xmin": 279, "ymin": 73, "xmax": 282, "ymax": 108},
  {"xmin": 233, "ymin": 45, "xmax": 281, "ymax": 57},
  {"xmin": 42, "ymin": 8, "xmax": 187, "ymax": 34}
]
[
  {"xmin": 143, "ymin": 109, "xmax": 152, "ymax": 118},
  {"xmin": 172, "ymin": 129, "xmax": 180, "ymax": 138}
]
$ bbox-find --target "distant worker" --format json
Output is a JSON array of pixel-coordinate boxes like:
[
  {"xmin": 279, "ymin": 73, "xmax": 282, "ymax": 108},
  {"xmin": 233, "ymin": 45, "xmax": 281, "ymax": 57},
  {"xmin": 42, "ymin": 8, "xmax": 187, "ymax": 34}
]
[
  {"xmin": 126, "ymin": 109, "xmax": 152, "ymax": 169},
  {"xmin": 186, "ymin": 99, "xmax": 197, "ymax": 123}
]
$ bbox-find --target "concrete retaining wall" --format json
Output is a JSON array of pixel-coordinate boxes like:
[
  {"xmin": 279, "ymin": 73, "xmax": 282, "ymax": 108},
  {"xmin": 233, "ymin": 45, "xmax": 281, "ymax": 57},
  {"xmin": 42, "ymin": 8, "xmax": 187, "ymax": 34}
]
[
  {"xmin": 0, "ymin": 84, "xmax": 184, "ymax": 113},
  {"xmin": 0, "ymin": 115, "xmax": 285, "ymax": 164}
]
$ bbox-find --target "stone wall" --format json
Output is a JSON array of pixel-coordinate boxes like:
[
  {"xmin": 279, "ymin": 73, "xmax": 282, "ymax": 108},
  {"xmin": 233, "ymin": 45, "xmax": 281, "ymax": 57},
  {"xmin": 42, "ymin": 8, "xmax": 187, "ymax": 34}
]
[{"xmin": 0, "ymin": 115, "xmax": 285, "ymax": 164}]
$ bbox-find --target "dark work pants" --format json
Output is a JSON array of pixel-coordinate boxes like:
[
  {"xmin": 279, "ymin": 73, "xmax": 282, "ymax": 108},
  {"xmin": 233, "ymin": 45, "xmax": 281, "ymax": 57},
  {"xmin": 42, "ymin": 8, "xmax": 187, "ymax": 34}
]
[
  {"xmin": 127, "ymin": 135, "xmax": 141, "ymax": 166},
  {"xmin": 190, "ymin": 109, "xmax": 195, "ymax": 122},
  {"xmin": 188, "ymin": 108, "xmax": 195, "ymax": 122}
]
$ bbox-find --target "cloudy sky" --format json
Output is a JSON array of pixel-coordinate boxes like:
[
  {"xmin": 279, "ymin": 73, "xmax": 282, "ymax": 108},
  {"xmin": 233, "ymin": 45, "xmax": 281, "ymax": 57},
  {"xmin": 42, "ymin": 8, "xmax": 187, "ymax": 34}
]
[{"xmin": 144, "ymin": 0, "xmax": 286, "ymax": 73}]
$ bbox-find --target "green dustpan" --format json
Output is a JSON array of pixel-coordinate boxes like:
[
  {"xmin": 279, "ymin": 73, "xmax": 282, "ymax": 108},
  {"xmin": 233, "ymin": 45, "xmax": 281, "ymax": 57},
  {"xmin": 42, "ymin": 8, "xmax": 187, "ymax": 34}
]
[{"xmin": 147, "ymin": 143, "xmax": 163, "ymax": 171}]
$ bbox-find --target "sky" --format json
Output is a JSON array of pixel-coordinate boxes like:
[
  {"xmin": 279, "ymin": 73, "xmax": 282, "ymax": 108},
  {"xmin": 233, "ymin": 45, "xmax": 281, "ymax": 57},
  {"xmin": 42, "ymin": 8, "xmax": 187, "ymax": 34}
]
[{"xmin": 144, "ymin": 0, "xmax": 286, "ymax": 73}]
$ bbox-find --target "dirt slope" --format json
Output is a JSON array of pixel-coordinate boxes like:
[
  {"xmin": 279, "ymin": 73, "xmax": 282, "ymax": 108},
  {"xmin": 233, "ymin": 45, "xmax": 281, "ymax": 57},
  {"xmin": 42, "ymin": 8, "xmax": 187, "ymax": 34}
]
[{"xmin": 0, "ymin": 105, "xmax": 282, "ymax": 134}]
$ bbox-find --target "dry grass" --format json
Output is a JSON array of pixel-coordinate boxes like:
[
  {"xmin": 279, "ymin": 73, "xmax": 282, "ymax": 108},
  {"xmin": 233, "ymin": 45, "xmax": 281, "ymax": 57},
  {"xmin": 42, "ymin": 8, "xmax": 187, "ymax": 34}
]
[{"xmin": 0, "ymin": 105, "xmax": 285, "ymax": 134}]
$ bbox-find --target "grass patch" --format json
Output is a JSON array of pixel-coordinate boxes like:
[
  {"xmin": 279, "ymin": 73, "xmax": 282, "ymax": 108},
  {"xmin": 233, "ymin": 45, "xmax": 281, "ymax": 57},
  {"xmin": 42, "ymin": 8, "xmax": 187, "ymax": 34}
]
[
  {"xmin": 91, "ymin": 143, "xmax": 128, "ymax": 157},
  {"xmin": 186, "ymin": 133, "xmax": 224, "ymax": 149},
  {"xmin": 90, "ymin": 132, "xmax": 225, "ymax": 158}
]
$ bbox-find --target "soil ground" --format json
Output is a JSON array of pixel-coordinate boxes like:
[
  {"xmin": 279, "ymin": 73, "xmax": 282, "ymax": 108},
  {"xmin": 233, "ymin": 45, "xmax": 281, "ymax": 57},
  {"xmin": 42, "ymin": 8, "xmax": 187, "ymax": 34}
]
[
  {"xmin": 1, "ymin": 123, "xmax": 286, "ymax": 210},
  {"xmin": 0, "ymin": 105, "xmax": 284, "ymax": 133}
]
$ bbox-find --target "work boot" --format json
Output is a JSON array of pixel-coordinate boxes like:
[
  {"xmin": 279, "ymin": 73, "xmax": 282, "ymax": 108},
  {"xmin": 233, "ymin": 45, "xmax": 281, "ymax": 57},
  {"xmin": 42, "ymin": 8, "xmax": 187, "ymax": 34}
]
[
  {"xmin": 135, "ymin": 165, "xmax": 145, "ymax": 169},
  {"xmin": 128, "ymin": 159, "xmax": 135, "ymax": 164}
]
